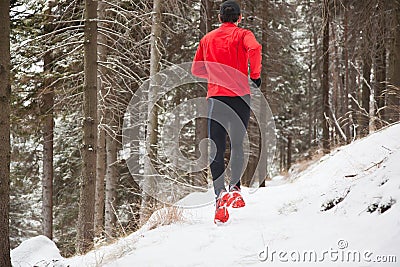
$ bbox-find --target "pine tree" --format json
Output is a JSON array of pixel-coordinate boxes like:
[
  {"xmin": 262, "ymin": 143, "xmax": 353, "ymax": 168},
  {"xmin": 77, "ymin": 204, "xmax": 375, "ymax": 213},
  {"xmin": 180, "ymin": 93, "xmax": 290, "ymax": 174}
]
[
  {"xmin": 321, "ymin": 0, "xmax": 330, "ymax": 153},
  {"xmin": 0, "ymin": 0, "xmax": 12, "ymax": 265},
  {"xmin": 94, "ymin": 0, "xmax": 108, "ymax": 239},
  {"xmin": 141, "ymin": 0, "xmax": 162, "ymax": 225},
  {"xmin": 41, "ymin": 0, "xmax": 56, "ymax": 240},
  {"xmin": 387, "ymin": 0, "xmax": 400, "ymax": 122},
  {"xmin": 77, "ymin": 0, "xmax": 98, "ymax": 254}
]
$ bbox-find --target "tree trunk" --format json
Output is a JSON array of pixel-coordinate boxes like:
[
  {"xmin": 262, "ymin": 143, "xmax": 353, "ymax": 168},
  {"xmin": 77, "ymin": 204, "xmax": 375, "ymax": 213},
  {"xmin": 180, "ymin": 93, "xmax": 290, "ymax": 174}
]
[
  {"xmin": 258, "ymin": 0, "xmax": 269, "ymax": 186},
  {"xmin": 349, "ymin": 59, "xmax": 358, "ymax": 140},
  {"xmin": 331, "ymin": 20, "xmax": 345, "ymax": 144},
  {"xmin": 331, "ymin": 21, "xmax": 338, "ymax": 123},
  {"xmin": 308, "ymin": 27, "xmax": 313, "ymax": 149},
  {"xmin": 286, "ymin": 135, "xmax": 292, "ymax": 171},
  {"xmin": 194, "ymin": 0, "xmax": 212, "ymax": 188},
  {"xmin": 41, "ymin": 0, "xmax": 55, "ymax": 241},
  {"xmin": 105, "ymin": 132, "xmax": 117, "ymax": 240},
  {"xmin": 312, "ymin": 15, "xmax": 320, "ymax": 145},
  {"xmin": 343, "ymin": 6, "xmax": 350, "ymax": 142},
  {"xmin": 361, "ymin": 54, "xmax": 372, "ymax": 136},
  {"xmin": 141, "ymin": 0, "xmax": 162, "ymax": 226},
  {"xmin": 94, "ymin": 0, "xmax": 108, "ymax": 238},
  {"xmin": 0, "ymin": 0, "xmax": 11, "ymax": 265},
  {"xmin": 374, "ymin": 41, "xmax": 386, "ymax": 124},
  {"xmin": 386, "ymin": 0, "xmax": 400, "ymax": 123},
  {"xmin": 95, "ymin": 128, "xmax": 105, "ymax": 237},
  {"xmin": 322, "ymin": 0, "xmax": 330, "ymax": 153},
  {"xmin": 77, "ymin": 0, "xmax": 98, "ymax": 254},
  {"xmin": 199, "ymin": 0, "xmax": 213, "ymax": 36},
  {"xmin": 360, "ymin": 17, "xmax": 373, "ymax": 136},
  {"xmin": 280, "ymin": 142, "xmax": 285, "ymax": 172}
]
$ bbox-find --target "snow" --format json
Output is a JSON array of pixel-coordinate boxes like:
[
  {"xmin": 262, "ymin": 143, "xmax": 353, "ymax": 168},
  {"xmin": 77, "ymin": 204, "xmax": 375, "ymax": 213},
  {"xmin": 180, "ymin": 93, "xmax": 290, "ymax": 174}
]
[
  {"xmin": 11, "ymin": 124, "xmax": 400, "ymax": 267},
  {"xmin": 11, "ymin": 236, "xmax": 64, "ymax": 267}
]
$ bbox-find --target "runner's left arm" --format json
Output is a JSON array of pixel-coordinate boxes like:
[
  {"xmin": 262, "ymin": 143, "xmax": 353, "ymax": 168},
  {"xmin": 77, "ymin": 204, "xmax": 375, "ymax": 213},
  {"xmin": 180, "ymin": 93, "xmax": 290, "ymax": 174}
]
[{"xmin": 243, "ymin": 31, "xmax": 262, "ymax": 80}]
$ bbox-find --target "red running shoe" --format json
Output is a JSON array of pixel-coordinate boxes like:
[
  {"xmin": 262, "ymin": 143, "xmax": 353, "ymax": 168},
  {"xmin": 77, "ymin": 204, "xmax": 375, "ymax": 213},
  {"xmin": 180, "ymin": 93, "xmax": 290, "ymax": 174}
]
[
  {"xmin": 214, "ymin": 191, "xmax": 230, "ymax": 224},
  {"xmin": 228, "ymin": 186, "xmax": 246, "ymax": 208}
]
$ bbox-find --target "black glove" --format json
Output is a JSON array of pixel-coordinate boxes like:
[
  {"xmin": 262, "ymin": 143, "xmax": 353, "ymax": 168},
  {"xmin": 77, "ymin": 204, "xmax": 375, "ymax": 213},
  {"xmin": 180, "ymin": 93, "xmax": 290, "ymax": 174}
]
[{"xmin": 251, "ymin": 77, "xmax": 262, "ymax": 88}]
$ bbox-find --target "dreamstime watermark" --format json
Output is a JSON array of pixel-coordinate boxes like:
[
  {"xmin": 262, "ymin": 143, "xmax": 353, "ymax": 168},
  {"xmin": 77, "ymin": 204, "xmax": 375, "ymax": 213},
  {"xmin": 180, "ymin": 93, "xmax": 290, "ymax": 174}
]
[
  {"xmin": 258, "ymin": 239, "xmax": 397, "ymax": 264},
  {"xmin": 122, "ymin": 62, "xmax": 277, "ymax": 208}
]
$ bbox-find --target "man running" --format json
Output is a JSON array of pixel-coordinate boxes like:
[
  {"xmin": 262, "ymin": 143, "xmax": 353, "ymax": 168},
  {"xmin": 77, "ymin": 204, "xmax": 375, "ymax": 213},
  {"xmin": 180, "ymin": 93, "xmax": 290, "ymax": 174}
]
[{"xmin": 192, "ymin": 0, "xmax": 262, "ymax": 223}]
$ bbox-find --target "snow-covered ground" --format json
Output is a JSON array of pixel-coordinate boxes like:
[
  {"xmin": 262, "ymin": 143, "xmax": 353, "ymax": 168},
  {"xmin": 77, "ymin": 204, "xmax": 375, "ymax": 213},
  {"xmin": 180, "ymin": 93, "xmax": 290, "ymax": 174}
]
[{"xmin": 11, "ymin": 124, "xmax": 400, "ymax": 267}]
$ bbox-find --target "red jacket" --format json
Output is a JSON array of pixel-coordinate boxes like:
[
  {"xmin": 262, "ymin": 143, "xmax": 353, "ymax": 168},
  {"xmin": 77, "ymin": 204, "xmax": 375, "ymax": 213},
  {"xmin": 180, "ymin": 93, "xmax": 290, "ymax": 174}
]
[{"xmin": 192, "ymin": 23, "xmax": 262, "ymax": 98}]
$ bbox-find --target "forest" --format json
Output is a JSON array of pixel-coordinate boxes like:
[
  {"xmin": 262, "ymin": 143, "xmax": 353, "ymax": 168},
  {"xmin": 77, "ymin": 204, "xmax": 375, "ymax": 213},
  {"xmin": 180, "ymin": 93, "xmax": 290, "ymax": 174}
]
[{"xmin": 0, "ymin": 0, "xmax": 399, "ymax": 265}]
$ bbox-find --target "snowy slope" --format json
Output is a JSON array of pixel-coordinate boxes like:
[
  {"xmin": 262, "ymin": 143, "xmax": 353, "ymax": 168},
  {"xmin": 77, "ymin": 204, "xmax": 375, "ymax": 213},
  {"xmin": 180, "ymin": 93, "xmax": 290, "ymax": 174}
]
[{"xmin": 11, "ymin": 124, "xmax": 400, "ymax": 267}]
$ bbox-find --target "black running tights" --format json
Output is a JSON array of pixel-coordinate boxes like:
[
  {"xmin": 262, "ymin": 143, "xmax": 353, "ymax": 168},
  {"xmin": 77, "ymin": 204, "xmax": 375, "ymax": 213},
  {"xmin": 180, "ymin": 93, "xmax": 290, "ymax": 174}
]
[{"xmin": 207, "ymin": 95, "xmax": 250, "ymax": 197}]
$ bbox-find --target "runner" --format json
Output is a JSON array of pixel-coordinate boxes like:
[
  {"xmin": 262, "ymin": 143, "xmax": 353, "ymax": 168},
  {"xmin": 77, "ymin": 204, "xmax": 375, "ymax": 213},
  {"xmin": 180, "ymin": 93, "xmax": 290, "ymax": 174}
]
[{"xmin": 192, "ymin": 0, "xmax": 262, "ymax": 223}]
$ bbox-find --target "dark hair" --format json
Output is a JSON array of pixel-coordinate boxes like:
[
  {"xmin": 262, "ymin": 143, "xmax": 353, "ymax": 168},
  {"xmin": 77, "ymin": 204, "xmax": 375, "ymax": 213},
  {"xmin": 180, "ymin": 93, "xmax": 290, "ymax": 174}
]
[
  {"xmin": 220, "ymin": 8, "xmax": 240, "ymax": 23},
  {"xmin": 220, "ymin": 0, "xmax": 241, "ymax": 23}
]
